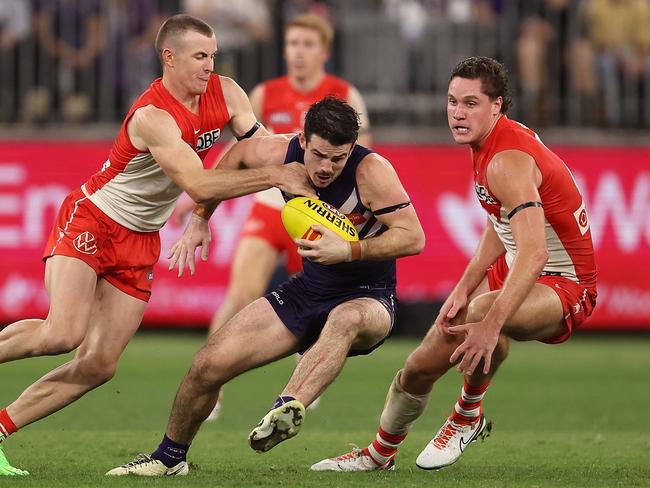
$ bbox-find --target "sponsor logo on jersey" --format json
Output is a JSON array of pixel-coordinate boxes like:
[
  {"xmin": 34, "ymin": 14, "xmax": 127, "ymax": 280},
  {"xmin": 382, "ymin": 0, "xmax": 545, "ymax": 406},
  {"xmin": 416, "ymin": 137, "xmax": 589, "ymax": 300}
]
[
  {"xmin": 474, "ymin": 183, "xmax": 498, "ymax": 205},
  {"xmin": 73, "ymin": 231, "xmax": 98, "ymax": 255},
  {"xmin": 271, "ymin": 291, "xmax": 284, "ymax": 305},
  {"xmin": 268, "ymin": 112, "xmax": 292, "ymax": 125},
  {"xmin": 196, "ymin": 129, "xmax": 221, "ymax": 152},
  {"xmin": 573, "ymin": 200, "xmax": 590, "ymax": 236},
  {"xmin": 346, "ymin": 212, "xmax": 367, "ymax": 226},
  {"xmin": 147, "ymin": 270, "xmax": 154, "ymax": 281}
]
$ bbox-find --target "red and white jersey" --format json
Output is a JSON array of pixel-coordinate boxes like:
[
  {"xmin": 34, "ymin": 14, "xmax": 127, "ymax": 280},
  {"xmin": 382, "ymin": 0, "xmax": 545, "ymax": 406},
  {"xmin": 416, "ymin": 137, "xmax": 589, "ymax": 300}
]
[
  {"xmin": 472, "ymin": 115, "xmax": 597, "ymax": 289},
  {"xmin": 83, "ymin": 75, "xmax": 230, "ymax": 231},
  {"xmin": 256, "ymin": 74, "xmax": 351, "ymax": 208},
  {"xmin": 261, "ymin": 74, "xmax": 350, "ymax": 133}
]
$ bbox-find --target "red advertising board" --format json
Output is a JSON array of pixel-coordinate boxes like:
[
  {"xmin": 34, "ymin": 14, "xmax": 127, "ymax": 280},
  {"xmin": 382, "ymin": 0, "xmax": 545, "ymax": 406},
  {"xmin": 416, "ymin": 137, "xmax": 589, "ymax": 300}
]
[{"xmin": 1, "ymin": 141, "xmax": 648, "ymax": 330}]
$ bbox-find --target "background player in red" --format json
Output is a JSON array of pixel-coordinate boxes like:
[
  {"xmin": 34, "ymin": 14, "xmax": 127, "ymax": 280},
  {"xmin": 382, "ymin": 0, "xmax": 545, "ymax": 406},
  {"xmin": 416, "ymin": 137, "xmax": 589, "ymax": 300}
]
[
  {"xmin": 312, "ymin": 56, "xmax": 598, "ymax": 472},
  {"xmin": 0, "ymin": 14, "xmax": 314, "ymax": 476},
  {"xmin": 176, "ymin": 14, "xmax": 373, "ymax": 420}
]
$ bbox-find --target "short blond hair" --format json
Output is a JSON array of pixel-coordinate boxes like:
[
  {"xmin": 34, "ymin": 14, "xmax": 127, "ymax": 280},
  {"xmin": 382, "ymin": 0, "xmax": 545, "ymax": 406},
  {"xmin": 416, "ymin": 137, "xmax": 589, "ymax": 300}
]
[
  {"xmin": 155, "ymin": 14, "xmax": 214, "ymax": 62},
  {"xmin": 285, "ymin": 14, "xmax": 334, "ymax": 51}
]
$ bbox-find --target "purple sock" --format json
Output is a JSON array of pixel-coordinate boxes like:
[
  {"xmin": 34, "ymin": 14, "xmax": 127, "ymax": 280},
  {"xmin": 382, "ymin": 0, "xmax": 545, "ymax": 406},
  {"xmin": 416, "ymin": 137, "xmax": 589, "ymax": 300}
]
[
  {"xmin": 151, "ymin": 433, "xmax": 190, "ymax": 468},
  {"xmin": 273, "ymin": 395, "xmax": 296, "ymax": 409}
]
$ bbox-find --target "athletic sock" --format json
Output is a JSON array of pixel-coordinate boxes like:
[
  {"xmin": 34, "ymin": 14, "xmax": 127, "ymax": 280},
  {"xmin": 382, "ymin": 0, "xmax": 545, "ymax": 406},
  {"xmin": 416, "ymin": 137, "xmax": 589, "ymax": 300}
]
[
  {"xmin": 367, "ymin": 427, "xmax": 406, "ymax": 466},
  {"xmin": 151, "ymin": 433, "xmax": 190, "ymax": 468},
  {"xmin": 366, "ymin": 369, "xmax": 430, "ymax": 465},
  {"xmin": 0, "ymin": 409, "xmax": 17, "ymax": 441},
  {"xmin": 273, "ymin": 395, "xmax": 297, "ymax": 409},
  {"xmin": 449, "ymin": 379, "xmax": 490, "ymax": 425}
]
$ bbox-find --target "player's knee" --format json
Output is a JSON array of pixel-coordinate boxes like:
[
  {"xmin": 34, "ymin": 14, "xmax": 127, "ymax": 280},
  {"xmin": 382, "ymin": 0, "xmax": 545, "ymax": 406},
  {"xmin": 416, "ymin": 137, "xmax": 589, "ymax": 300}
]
[
  {"xmin": 403, "ymin": 349, "xmax": 443, "ymax": 386},
  {"xmin": 322, "ymin": 307, "xmax": 365, "ymax": 343},
  {"xmin": 403, "ymin": 327, "xmax": 457, "ymax": 387},
  {"xmin": 72, "ymin": 356, "xmax": 118, "ymax": 386},
  {"xmin": 37, "ymin": 322, "xmax": 84, "ymax": 355},
  {"xmin": 466, "ymin": 294, "xmax": 495, "ymax": 324},
  {"xmin": 190, "ymin": 348, "xmax": 227, "ymax": 389}
]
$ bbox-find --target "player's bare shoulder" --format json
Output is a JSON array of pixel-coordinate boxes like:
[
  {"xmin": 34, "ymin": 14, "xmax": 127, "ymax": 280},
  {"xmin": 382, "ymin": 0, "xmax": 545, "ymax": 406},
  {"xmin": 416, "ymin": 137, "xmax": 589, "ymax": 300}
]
[
  {"xmin": 252, "ymin": 134, "xmax": 294, "ymax": 164},
  {"xmin": 219, "ymin": 75, "xmax": 249, "ymax": 110},
  {"xmin": 127, "ymin": 105, "xmax": 180, "ymax": 151},
  {"xmin": 356, "ymin": 152, "xmax": 398, "ymax": 183}
]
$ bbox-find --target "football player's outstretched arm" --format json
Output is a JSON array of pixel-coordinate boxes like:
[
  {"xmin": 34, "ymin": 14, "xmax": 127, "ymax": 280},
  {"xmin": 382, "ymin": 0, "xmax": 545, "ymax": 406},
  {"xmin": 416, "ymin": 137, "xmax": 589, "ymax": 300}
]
[
  {"xmin": 129, "ymin": 106, "xmax": 298, "ymax": 203},
  {"xmin": 167, "ymin": 135, "xmax": 315, "ymax": 277}
]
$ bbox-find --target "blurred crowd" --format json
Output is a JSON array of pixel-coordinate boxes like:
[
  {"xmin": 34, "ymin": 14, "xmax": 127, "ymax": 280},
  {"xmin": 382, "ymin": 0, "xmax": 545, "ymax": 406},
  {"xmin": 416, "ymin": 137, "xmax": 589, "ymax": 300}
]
[{"xmin": 1, "ymin": 0, "xmax": 649, "ymax": 129}]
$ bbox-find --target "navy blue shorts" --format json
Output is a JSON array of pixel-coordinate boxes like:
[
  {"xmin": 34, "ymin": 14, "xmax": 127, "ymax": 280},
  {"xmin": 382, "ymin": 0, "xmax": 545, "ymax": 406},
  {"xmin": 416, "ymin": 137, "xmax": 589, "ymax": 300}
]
[{"xmin": 264, "ymin": 275, "xmax": 398, "ymax": 355}]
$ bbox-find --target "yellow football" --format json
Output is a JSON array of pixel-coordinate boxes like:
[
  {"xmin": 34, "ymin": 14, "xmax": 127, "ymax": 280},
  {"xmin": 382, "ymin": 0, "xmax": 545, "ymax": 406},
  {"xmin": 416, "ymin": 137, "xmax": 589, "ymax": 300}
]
[{"xmin": 281, "ymin": 197, "xmax": 359, "ymax": 242}]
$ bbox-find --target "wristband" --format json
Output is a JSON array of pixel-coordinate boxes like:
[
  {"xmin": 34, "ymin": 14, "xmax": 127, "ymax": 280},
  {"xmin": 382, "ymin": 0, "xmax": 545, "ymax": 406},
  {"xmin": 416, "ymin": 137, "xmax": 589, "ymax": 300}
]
[
  {"xmin": 192, "ymin": 206, "xmax": 212, "ymax": 221},
  {"xmin": 349, "ymin": 241, "xmax": 362, "ymax": 261}
]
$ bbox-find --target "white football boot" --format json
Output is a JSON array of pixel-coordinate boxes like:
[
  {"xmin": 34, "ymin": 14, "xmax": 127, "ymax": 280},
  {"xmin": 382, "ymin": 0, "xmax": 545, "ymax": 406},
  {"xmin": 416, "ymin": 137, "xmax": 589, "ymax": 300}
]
[
  {"xmin": 105, "ymin": 454, "xmax": 189, "ymax": 476},
  {"xmin": 311, "ymin": 447, "xmax": 395, "ymax": 472},
  {"xmin": 416, "ymin": 415, "xmax": 491, "ymax": 470},
  {"xmin": 249, "ymin": 399, "xmax": 305, "ymax": 452}
]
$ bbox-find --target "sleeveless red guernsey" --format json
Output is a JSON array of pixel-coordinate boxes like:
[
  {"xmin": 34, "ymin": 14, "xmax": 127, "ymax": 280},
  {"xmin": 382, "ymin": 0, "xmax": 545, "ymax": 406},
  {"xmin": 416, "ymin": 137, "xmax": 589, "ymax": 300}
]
[
  {"xmin": 261, "ymin": 74, "xmax": 350, "ymax": 133},
  {"xmin": 83, "ymin": 75, "xmax": 231, "ymax": 232},
  {"xmin": 473, "ymin": 115, "xmax": 597, "ymax": 289}
]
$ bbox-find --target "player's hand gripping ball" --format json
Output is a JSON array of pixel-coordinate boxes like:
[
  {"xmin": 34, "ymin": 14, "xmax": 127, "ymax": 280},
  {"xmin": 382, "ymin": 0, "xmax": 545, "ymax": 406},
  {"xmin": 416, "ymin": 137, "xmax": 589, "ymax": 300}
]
[{"xmin": 281, "ymin": 197, "xmax": 359, "ymax": 243}]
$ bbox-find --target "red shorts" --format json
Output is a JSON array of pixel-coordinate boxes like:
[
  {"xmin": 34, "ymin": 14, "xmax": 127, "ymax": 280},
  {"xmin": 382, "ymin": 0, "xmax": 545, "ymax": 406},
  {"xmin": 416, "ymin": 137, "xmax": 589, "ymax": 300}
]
[
  {"xmin": 43, "ymin": 188, "xmax": 160, "ymax": 302},
  {"xmin": 240, "ymin": 201, "xmax": 302, "ymax": 274},
  {"xmin": 486, "ymin": 255, "xmax": 597, "ymax": 344}
]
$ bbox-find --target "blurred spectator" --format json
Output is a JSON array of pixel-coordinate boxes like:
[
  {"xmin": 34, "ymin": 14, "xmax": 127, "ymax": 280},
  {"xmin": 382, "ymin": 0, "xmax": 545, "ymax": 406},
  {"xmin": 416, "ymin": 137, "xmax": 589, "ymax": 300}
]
[
  {"xmin": 383, "ymin": 0, "xmax": 430, "ymax": 91},
  {"xmin": 103, "ymin": 0, "xmax": 164, "ymax": 117},
  {"xmin": 585, "ymin": 0, "xmax": 650, "ymax": 126},
  {"xmin": 183, "ymin": 0, "xmax": 272, "ymax": 91},
  {"xmin": 0, "ymin": 0, "xmax": 31, "ymax": 122},
  {"xmin": 282, "ymin": 0, "xmax": 332, "ymax": 22},
  {"xmin": 24, "ymin": 0, "xmax": 106, "ymax": 123},
  {"xmin": 515, "ymin": 0, "xmax": 597, "ymax": 127}
]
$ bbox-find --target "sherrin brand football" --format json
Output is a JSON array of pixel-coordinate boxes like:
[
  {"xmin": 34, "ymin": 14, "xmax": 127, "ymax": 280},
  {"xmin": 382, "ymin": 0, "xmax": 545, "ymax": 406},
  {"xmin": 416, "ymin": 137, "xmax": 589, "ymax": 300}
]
[{"xmin": 281, "ymin": 197, "xmax": 359, "ymax": 242}]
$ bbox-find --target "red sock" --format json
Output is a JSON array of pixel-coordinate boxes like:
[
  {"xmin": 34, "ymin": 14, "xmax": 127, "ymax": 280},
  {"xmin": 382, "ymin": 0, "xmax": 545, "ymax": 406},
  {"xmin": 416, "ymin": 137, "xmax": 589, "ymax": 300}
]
[
  {"xmin": 0, "ymin": 409, "xmax": 17, "ymax": 439},
  {"xmin": 367, "ymin": 426, "xmax": 406, "ymax": 465},
  {"xmin": 449, "ymin": 379, "xmax": 489, "ymax": 425}
]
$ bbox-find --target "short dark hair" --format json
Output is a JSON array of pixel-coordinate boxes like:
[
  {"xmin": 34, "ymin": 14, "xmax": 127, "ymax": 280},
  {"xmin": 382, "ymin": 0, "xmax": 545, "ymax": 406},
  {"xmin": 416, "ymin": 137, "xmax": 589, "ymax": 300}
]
[
  {"xmin": 304, "ymin": 97, "xmax": 360, "ymax": 146},
  {"xmin": 155, "ymin": 14, "xmax": 214, "ymax": 62},
  {"xmin": 450, "ymin": 56, "xmax": 512, "ymax": 113}
]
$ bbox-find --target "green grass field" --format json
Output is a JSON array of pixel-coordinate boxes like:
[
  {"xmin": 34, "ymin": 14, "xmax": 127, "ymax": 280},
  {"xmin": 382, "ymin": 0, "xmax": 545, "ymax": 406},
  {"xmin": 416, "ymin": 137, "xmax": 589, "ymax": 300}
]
[{"xmin": 1, "ymin": 333, "xmax": 649, "ymax": 487}]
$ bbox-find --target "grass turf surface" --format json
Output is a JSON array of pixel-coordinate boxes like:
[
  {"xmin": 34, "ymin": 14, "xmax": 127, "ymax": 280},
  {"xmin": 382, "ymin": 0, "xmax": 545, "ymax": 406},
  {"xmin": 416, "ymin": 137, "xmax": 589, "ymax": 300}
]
[{"xmin": 1, "ymin": 333, "xmax": 649, "ymax": 487}]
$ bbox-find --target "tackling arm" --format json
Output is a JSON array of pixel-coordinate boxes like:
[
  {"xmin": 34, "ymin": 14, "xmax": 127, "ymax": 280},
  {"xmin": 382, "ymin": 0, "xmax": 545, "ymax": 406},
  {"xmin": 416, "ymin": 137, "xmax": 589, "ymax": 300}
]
[{"xmin": 129, "ymin": 107, "xmax": 310, "ymax": 204}]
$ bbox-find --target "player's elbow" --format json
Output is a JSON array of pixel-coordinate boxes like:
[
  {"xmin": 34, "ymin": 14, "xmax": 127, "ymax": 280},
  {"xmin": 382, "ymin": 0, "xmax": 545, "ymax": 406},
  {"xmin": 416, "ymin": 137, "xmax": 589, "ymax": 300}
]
[
  {"xmin": 529, "ymin": 245, "xmax": 549, "ymax": 272},
  {"xmin": 405, "ymin": 228, "xmax": 426, "ymax": 256},
  {"xmin": 184, "ymin": 183, "xmax": 212, "ymax": 203}
]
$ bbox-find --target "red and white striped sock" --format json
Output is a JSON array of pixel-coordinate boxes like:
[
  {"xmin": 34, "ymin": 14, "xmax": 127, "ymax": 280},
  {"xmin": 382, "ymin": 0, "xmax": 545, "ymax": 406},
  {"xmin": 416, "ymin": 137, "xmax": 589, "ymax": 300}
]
[
  {"xmin": 0, "ymin": 408, "xmax": 18, "ymax": 441},
  {"xmin": 449, "ymin": 379, "xmax": 489, "ymax": 425},
  {"xmin": 366, "ymin": 426, "xmax": 406, "ymax": 466}
]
